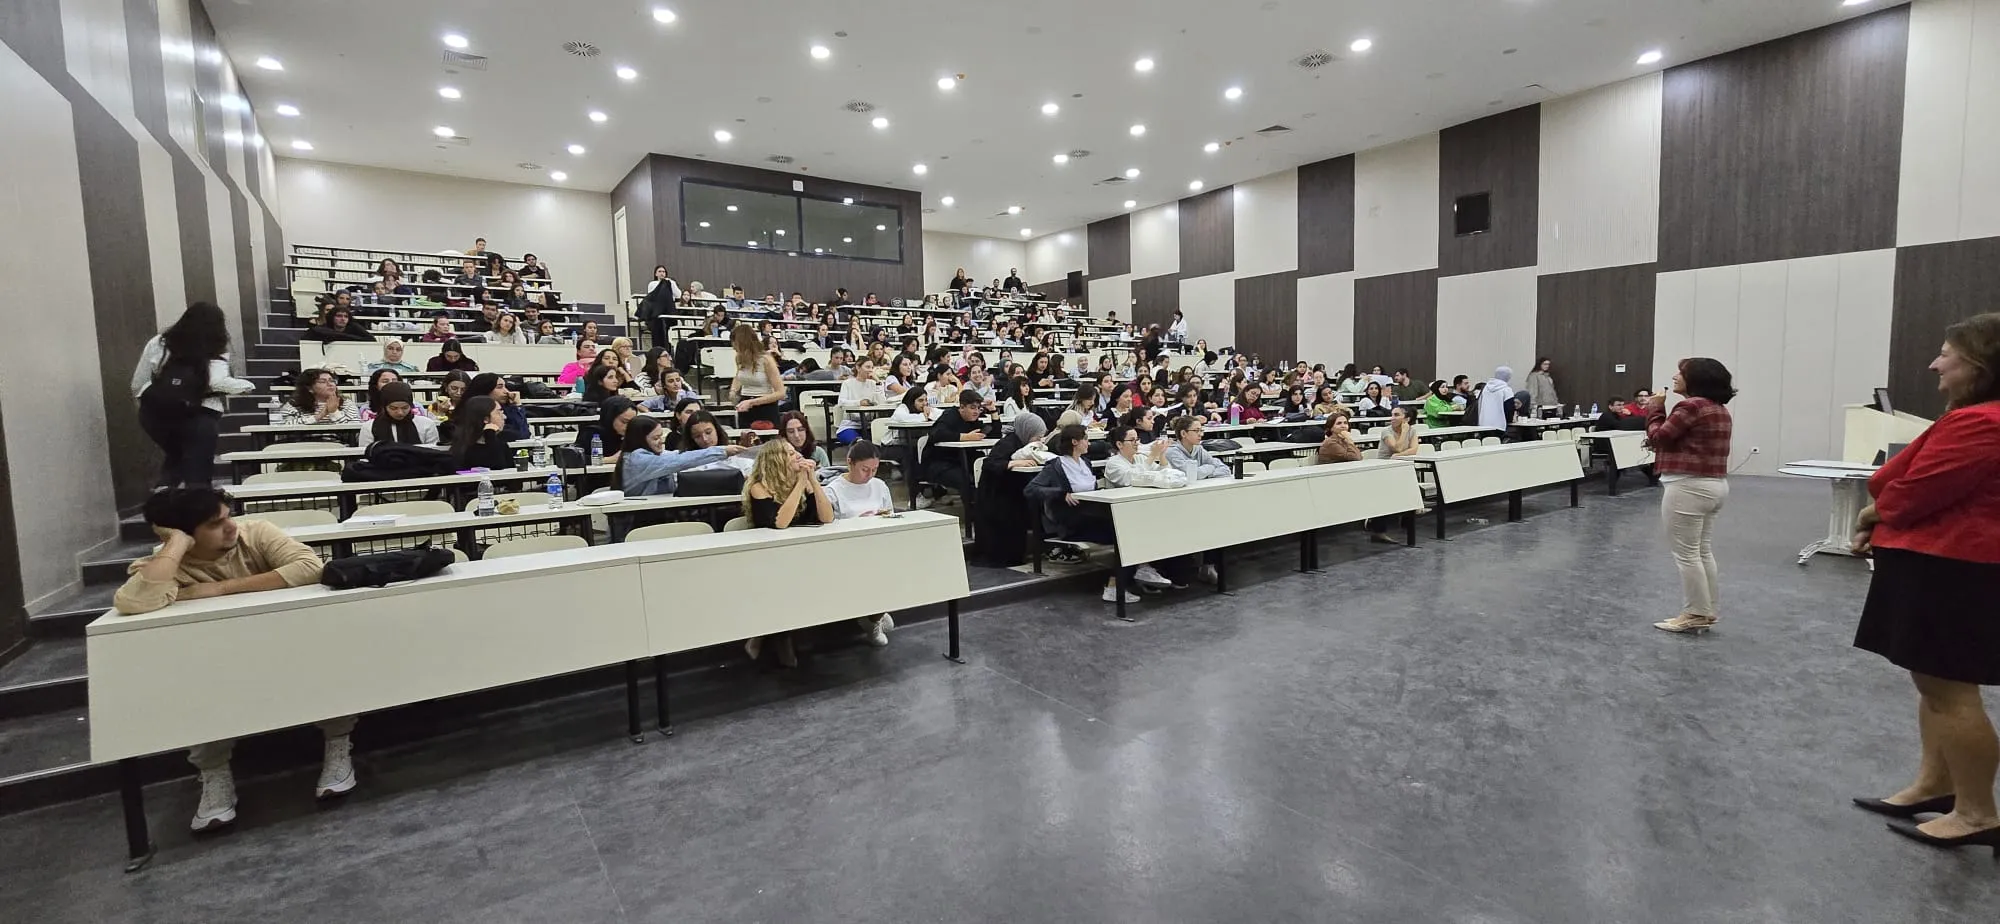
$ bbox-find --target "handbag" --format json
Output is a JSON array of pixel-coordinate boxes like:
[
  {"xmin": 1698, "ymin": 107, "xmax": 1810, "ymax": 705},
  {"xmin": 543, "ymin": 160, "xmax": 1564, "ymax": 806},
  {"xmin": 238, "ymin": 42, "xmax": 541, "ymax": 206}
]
[
  {"xmin": 320, "ymin": 544, "xmax": 454, "ymax": 589},
  {"xmin": 675, "ymin": 468, "xmax": 744, "ymax": 497}
]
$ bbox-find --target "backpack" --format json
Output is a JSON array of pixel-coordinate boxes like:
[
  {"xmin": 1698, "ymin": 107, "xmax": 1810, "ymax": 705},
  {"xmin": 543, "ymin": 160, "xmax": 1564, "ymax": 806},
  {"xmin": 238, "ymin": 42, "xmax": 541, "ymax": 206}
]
[
  {"xmin": 140, "ymin": 354, "xmax": 208, "ymax": 416},
  {"xmin": 339, "ymin": 443, "xmax": 457, "ymax": 482},
  {"xmin": 320, "ymin": 544, "xmax": 454, "ymax": 589}
]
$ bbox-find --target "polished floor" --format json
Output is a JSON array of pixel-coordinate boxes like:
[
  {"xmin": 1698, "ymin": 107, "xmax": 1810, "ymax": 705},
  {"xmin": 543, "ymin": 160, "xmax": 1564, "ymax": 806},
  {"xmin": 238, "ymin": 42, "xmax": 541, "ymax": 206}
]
[{"xmin": 3, "ymin": 476, "xmax": 1996, "ymax": 923}]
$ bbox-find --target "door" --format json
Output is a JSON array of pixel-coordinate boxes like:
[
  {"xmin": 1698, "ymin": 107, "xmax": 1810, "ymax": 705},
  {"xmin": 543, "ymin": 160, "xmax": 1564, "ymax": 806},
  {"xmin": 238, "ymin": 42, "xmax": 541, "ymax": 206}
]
[{"xmin": 612, "ymin": 207, "xmax": 632, "ymax": 324}]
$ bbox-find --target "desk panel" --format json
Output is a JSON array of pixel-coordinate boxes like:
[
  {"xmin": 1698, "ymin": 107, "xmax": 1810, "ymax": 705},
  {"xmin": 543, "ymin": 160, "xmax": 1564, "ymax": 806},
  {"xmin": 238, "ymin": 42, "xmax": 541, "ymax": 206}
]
[{"xmin": 1427, "ymin": 442, "xmax": 1584, "ymax": 504}]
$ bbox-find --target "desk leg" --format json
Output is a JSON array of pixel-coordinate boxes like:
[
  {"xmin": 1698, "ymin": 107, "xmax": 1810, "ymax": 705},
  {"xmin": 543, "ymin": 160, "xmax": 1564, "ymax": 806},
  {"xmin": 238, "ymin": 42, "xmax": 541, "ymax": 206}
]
[
  {"xmin": 943, "ymin": 599, "xmax": 966, "ymax": 663},
  {"xmin": 1570, "ymin": 480, "xmax": 1580, "ymax": 508},
  {"xmin": 1435, "ymin": 501, "xmax": 1449, "ymax": 541},
  {"xmin": 1297, "ymin": 531, "xmax": 1323, "ymax": 574},
  {"xmin": 1507, "ymin": 490, "xmax": 1524, "ymax": 522},
  {"xmin": 456, "ymin": 527, "xmax": 479, "ymax": 559},
  {"xmin": 959, "ymin": 452, "xmax": 975, "ymax": 540},
  {"xmin": 623, "ymin": 661, "xmax": 644, "ymax": 744},
  {"xmin": 1214, "ymin": 549, "xmax": 1233, "ymax": 596},
  {"xmin": 1607, "ymin": 465, "xmax": 1622, "ymax": 496},
  {"xmin": 1405, "ymin": 509, "xmax": 1418, "ymax": 547},
  {"xmin": 653, "ymin": 657, "xmax": 673, "ymax": 736},
  {"xmin": 119, "ymin": 758, "xmax": 154, "ymax": 873},
  {"xmin": 1115, "ymin": 568, "xmax": 1133, "ymax": 622}
]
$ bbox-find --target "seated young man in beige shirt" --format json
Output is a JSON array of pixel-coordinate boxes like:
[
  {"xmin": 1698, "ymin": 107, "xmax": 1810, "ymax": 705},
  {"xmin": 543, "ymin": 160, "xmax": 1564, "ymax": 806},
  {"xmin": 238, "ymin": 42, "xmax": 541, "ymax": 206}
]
[{"xmin": 114, "ymin": 487, "xmax": 353, "ymax": 833}]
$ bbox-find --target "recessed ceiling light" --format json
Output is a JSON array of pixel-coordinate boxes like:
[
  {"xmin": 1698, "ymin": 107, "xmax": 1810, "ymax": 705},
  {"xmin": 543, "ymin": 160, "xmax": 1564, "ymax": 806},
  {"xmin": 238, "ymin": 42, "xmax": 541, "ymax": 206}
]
[
  {"xmin": 810, "ymin": 44, "xmax": 831, "ymax": 60},
  {"xmin": 616, "ymin": 65, "xmax": 639, "ymax": 81},
  {"xmin": 254, "ymin": 56, "xmax": 283, "ymax": 71},
  {"xmin": 274, "ymin": 103, "xmax": 300, "ymax": 117},
  {"xmin": 1203, "ymin": 141, "xmax": 1220, "ymax": 153},
  {"xmin": 652, "ymin": 7, "xmax": 677, "ymax": 24},
  {"xmin": 289, "ymin": 139, "xmax": 313, "ymax": 151},
  {"xmin": 1129, "ymin": 124, "xmax": 1146, "ymax": 136},
  {"xmin": 843, "ymin": 236, "xmax": 853, "ymax": 243},
  {"xmin": 442, "ymin": 33, "xmax": 468, "ymax": 50},
  {"xmin": 1133, "ymin": 57, "xmax": 1154, "ymax": 72},
  {"xmin": 937, "ymin": 76, "xmax": 956, "ymax": 90},
  {"xmin": 1842, "ymin": 0, "xmax": 1872, "ymax": 4},
  {"xmin": 871, "ymin": 116, "xmax": 889, "ymax": 129},
  {"xmin": 1188, "ymin": 180, "xmax": 1204, "ymax": 191},
  {"xmin": 940, "ymin": 196, "xmax": 955, "ymax": 206},
  {"xmin": 1224, "ymin": 86, "xmax": 1243, "ymax": 100},
  {"xmin": 713, "ymin": 129, "xmax": 733, "ymax": 142},
  {"xmin": 1041, "ymin": 102, "xmax": 1060, "ymax": 115},
  {"xmin": 1123, "ymin": 200, "xmax": 1137, "ymax": 209},
  {"xmin": 1052, "ymin": 153, "xmax": 1069, "ymax": 165},
  {"xmin": 726, "ymin": 205, "xmax": 738, "ymax": 211},
  {"xmin": 549, "ymin": 170, "xmax": 568, "ymax": 182},
  {"xmin": 875, "ymin": 224, "xmax": 886, "ymax": 231},
  {"xmin": 775, "ymin": 229, "xmax": 786, "ymax": 236},
  {"xmin": 842, "ymin": 197, "xmax": 854, "ymax": 204},
  {"xmin": 1350, "ymin": 38, "xmax": 1373, "ymax": 53},
  {"xmin": 699, "ymin": 221, "xmax": 711, "ymax": 227},
  {"xmin": 567, "ymin": 144, "xmax": 586, "ymax": 155},
  {"xmin": 438, "ymin": 87, "xmax": 461, "ymax": 100},
  {"xmin": 1637, "ymin": 49, "xmax": 1664, "ymax": 65},
  {"xmin": 433, "ymin": 126, "xmax": 455, "ymax": 138},
  {"xmin": 814, "ymin": 248, "xmax": 824, "ymax": 254},
  {"xmin": 1006, "ymin": 205, "xmax": 1022, "ymax": 215},
  {"xmin": 588, "ymin": 110, "xmax": 609, "ymax": 123},
  {"xmin": 1125, "ymin": 167, "xmax": 1141, "ymax": 179},
  {"xmin": 747, "ymin": 241, "xmax": 758, "ymax": 247},
  {"xmin": 1020, "ymin": 228, "xmax": 1033, "ymax": 237},
  {"xmin": 912, "ymin": 163, "xmax": 928, "ymax": 175}
]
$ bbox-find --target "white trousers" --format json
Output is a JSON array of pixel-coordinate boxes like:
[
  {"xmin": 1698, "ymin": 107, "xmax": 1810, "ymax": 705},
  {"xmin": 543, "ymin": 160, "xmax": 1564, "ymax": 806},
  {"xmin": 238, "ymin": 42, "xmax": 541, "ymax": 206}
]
[{"xmin": 1661, "ymin": 477, "xmax": 1729, "ymax": 617}]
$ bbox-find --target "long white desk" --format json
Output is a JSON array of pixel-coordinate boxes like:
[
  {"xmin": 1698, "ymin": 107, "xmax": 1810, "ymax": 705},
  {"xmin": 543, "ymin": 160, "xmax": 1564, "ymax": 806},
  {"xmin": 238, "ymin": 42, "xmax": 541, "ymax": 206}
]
[
  {"xmin": 1414, "ymin": 441, "xmax": 1586, "ymax": 539},
  {"xmin": 86, "ymin": 510, "xmax": 969, "ymax": 870},
  {"xmin": 1074, "ymin": 459, "xmax": 1423, "ymax": 619},
  {"xmin": 1578, "ymin": 431, "xmax": 1657, "ymax": 495},
  {"xmin": 298, "ymin": 341, "xmax": 574, "ymax": 376},
  {"xmin": 227, "ymin": 464, "xmax": 615, "ymax": 517},
  {"xmin": 282, "ymin": 493, "xmax": 742, "ymax": 555}
]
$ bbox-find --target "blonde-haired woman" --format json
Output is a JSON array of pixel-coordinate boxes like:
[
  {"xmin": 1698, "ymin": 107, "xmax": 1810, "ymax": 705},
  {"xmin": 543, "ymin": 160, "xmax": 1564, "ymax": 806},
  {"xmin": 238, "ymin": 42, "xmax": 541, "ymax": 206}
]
[
  {"xmin": 730, "ymin": 323, "xmax": 785, "ymax": 429},
  {"xmin": 740, "ymin": 439, "xmax": 832, "ymax": 667}
]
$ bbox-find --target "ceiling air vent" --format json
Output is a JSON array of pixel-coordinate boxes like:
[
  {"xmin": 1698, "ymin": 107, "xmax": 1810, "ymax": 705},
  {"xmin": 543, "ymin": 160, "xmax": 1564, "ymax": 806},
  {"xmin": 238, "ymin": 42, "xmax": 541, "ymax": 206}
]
[
  {"xmin": 1255, "ymin": 124, "xmax": 1294, "ymax": 136},
  {"xmin": 436, "ymin": 135, "xmax": 470, "ymax": 147},
  {"xmin": 562, "ymin": 41, "xmax": 602, "ymax": 58},
  {"xmin": 442, "ymin": 50, "xmax": 488, "ymax": 70},
  {"xmin": 1096, "ymin": 176, "xmax": 1128, "ymax": 185},
  {"xmin": 767, "ymin": 155, "xmax": 795, "ymax": 164},
  {"xmin": 1068, "ymin": 149, "xmax": 1091, "ymax": 159},
  {"xmin": 516, "ymin": 162, "xmax": 543, "ymax": 170},
  {"xmin": 1292, "ymin": 50, "xmax": 1335, "ymax": 70},
  {"xmin": 843, "ymin": 100, "xmax": 876, "ymax": 113}
]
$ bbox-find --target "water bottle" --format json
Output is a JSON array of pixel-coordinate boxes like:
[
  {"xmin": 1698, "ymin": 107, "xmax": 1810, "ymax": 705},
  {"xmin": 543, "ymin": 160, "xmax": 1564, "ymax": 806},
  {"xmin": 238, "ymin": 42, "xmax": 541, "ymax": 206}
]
[
  {"xmin": 589, "ymin": 433, "xmax": 603, "ymax": 466},
  {"xmin": 1589, "ymin": 403, "xmax": 1600, "ymax": 417},
  {"xmin": 545, "ymin": 473, "xmax": 563, "ymax": 508},
  {"xmin": 1230, "ymin": 405, "xmax": 1242, "ymax": 425},
  {"xmin": 265, "ymin": 399, "xmax": 284, "ymax": 426},
  {"xmin": 532, "ymin": 442, "xmax": 550, "ymax": 468},
  {"xmin": 514, "ymin": 447, "xmax": 531, "ymax": 471},
  {"xmin": 474, "ymin": 473, "xmax": 496, "ymax": 517}
]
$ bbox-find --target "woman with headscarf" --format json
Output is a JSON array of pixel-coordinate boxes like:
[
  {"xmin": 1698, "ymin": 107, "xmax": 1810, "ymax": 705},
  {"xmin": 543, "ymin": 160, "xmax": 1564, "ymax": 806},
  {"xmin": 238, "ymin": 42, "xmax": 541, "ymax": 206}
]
[
  {"xmin": 357, "ymin": 382, "xmax": 440, "ymax": 448},
  {"xmin": 972, "ymin": 412, "xmax": 1052, "ymax": 566},
  {"xmin": 1478, "ymin": 365, "xmax": 1514, "ymax": 432}
]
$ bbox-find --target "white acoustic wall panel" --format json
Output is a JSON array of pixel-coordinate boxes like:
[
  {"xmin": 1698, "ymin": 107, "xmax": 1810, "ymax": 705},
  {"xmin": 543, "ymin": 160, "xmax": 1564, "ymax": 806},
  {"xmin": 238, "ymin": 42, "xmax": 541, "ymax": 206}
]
[
  {"xmin": 206, "ymin": 175, "xmax": 242, "ymax": 345},
  {"xmin": 0, "ymin": 42, "xmax": 119, "ymax": 606},
  {"xmin": 1436, "ymin": 268, "xmax": 1539, "ymax": 386},
  {"xmin": 1896, "ymin": 0, "xmax": 2000, "ymax": 245},
  {"xmin": 923, "ymin": 231, "xmax": 1026, "ymax": 294},
  {"xmin": 1732, "ymin": 262, "xmax": 1791, "ymax": 474},
  {"xmin": 1538, "ymin": 73, "xmax": 1663, "ymax": 274},
  {"xmin": 1023, "ymin": 228, "xmax": 1087, "ymax": 288},
  {"xmin": 1689, "ymin": 266, "xmax": 1743, "ymax": 373},
  {"xmin": 1232, "ymin": 168, "xmax": 1299, "ymax": 279},
  {"xmin": 1131, "ymin": 202, "xmax": 1180, "ymax": 280},
  {"xmin": 1089, "ymin": 274, "xmax": 1132, "ymax": 323},
  {"xmin": 1831, "ymin": 249, "xmax": 1898, "ymax": 444},
  {"xmin": 1297, "ymin": 273, "xmax": 1356, "ymax": 369},
  {"xmin": 1353, "ymin": 134, "xmax": 1441, "ymax": 278},
  {"xmin": 1779, "ymin": 255, "xmax": 1844, "ymax": 467},
  {"xmin": 156, "ymin": 0, "xmax": 203, "ymax": 158},
  {"xmin": 138, "ymin": 135, "xmax": 186, "ymax": 327},
  {"xmin": 1179, "ymin": 273, "xmax": 1235, "ymax": 348},
  {"xmin": 1653, "ymin": 270, "xmax": 1697, "ymax": 389},
  {"xmin": 60, "ymin": 0, "xmax": 139, "ymax": 130}
]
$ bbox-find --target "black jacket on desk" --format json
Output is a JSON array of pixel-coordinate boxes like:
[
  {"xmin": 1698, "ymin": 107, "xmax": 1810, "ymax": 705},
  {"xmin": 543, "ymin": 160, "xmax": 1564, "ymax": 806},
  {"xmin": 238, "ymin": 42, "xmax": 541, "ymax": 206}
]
[
  {"xmin": 456, "ymin": 430, "xmax": 513, "ymax": 471},
  {"xmin": 303, "ymin": 320, "xmax": 373, "ymax": 342}
]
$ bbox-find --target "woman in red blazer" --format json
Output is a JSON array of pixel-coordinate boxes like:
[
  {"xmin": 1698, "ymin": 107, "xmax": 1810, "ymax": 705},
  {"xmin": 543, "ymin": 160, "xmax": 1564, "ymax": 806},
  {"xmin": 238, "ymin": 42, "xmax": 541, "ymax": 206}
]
[{"xmin": 1850, "ymin": 312, "xmax": 2000, "ymax": 855}]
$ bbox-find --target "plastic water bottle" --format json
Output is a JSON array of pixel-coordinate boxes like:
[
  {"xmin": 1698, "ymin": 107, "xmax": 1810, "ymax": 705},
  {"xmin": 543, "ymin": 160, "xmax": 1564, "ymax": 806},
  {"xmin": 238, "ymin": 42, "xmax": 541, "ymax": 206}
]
[
  {"xmin": 1230, "ymin": 405, "xmax": 1242, "ymax": 425},
  {"xmin": 545, "ymin": 473, "xmax": 564, "ymax": 508},
  {"xmin": 589, "ymin": 433, "xmax": 603, "ymax": 466},
  {"xmin": 532, "ymin": 442, "xmax": 550, "ymax": 468},
  {"xmin": 1589, "ymin": 403, "xmax": 1600, "ymax": 417},
  {"xmin": 265, "ymin": 400, "xmax": 284, "ymax": 426},
  {"xmin": 474, "ymin": 473, "xmax": 496, "ymax": 517}
]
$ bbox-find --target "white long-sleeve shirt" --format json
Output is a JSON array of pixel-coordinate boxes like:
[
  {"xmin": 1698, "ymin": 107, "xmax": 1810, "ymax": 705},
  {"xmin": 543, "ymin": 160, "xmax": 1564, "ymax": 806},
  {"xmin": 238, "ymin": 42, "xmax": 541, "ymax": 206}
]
[
  {"xmin": 130, "ymin": 335, "xmax": 255, "ymax": 413},
  {"xmin": 1104, "ymin": 451, "xmax": 1186, "ymax": 489}
]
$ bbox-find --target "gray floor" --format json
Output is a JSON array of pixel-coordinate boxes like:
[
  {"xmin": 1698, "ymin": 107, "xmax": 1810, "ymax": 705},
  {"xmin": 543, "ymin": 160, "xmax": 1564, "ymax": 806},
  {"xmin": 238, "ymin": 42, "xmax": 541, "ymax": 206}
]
[{"xmin": 4, "ymin": 476, "xmax": 1996, "ymax": 923}]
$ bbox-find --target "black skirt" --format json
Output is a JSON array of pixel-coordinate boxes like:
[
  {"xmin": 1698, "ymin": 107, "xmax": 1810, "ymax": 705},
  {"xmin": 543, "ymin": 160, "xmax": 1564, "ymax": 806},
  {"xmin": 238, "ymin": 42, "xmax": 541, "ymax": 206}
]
[{"xmin": 1853, "ymin": 547, "xmax": 2000, "ymax": 685}]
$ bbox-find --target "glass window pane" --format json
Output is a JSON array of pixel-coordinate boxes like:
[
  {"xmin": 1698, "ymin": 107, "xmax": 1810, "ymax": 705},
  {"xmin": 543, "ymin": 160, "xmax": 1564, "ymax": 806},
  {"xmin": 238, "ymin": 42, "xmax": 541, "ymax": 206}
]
[
  {"xmin": 682, "ymin": 182, "xmax": 798, "ymax": 251},
  {"xmin": 801, "ymin": 198, "xmax": 901, "ymax": 262}
]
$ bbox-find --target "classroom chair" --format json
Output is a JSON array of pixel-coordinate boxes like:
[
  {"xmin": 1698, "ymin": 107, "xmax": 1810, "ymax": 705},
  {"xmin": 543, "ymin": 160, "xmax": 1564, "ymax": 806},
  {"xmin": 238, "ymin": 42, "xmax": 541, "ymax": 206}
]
[
  {"xmin": 1480, "ymin": 437, "xmax": 1501, "ymax": 446},
  {"xmin": 482, "ymin": 535, "xmax": 588, "ymax": 559},
  {"xmin": 1440, "ymin": 440, "xmax": 1462, "ymax": 451},
  {"xmin": 351, "ymin": 500, "xmax": 454, "ymax": 518},
  {"xmin": 1240, "ymin": 461, "xmax": 1267, "ymax": 475},
  {"xmin": 624, "ymin": 521, "xmax": 716, "ymax": 542},
  {"xmin": 238, "ymin": 509, "xmax": 338, "ymax": 528},
  {"xmin": 1232, "ymin": 437, "xmax": 1257, "ymax": 448},
  {"xmin": 243, "ymin": 470, "xmax": 342, "ymax": 486},
  {"xmin": 1269, "ymin": 458, "xmax": 1304, "ymax": 470},
  {"xmin": 459, "ymin": 492, "xmax": 557, "ymax": 513},
  {"xmin": 722, "ymin": 517, "xmax": 754, "ymax": 532}
]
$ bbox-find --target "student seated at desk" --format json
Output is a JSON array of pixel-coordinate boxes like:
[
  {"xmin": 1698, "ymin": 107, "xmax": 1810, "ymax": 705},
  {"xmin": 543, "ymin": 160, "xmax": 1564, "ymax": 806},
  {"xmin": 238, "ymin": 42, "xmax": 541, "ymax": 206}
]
[
  {"xmin": 361, "ymin": 369, "xmax": 416, "ymax": 421},
  {"xmin": 883, "ymin": 353, "xmax": 920, "ymax": 400},
  {"xmin": 917, "ymin": 391, "xmax": 990, "ymax": 508},
  {"xmin": 1056, "ymin": 384, "xmax": 1100, "ymax": 429},
  {"xmin": 304, "ymin": 305, "xmax": 373, "ymax": 343},
  {"xmin": 641, "ymin": 369, "xmax": 699, "ymax": 414},
  {"xmin": 281, "ymin": 368, "xmax": 358, "ymax": 424},
  {"xmin": 113, "ymin": 487, "xmax": 354, "ymax": 832},
  {"xmin": 740, "ymin": 439, "xmax": 835, "ymax": 667},
  {"xmin": 449, "ymin": 396, "xmax": 512, "ymax": 470},
  {"xmin": 1315, "ymin": 410, "xmax": 1365, "ymax": 465},
  {"xmin": 676, "ymin": 410, "xmax": 759, "ymax": 475},
  {"xmin": 779, "ymin": 410, "xmax": 829, "ymax": 467},
  {"xmin": 428, "ymin": 339, "xmax": 479, "ymax": 373},
  {"xmin": 1423, "ymin": 380, "xmax": 1458, "ymax": 429},
  {"xmin": 576, "ymin": 396, "xmax": 638, "ymax": 462},
  {"xmin": 1356, "ymin": 382, "xmax": 1396, "ymax": 417},
  {"xmin": 428, "ymin": 371, "xmax": 470, "ymax": 425},
  {"xmin": 1596, "ymin": 396, "xmax": 1649, "ymax": 432},
  {"xmin": 889, "ymin": 387, "xmax": 940, "ymax": 432},
  {"xmin": 534, "ymin": 319, "xmax": 565, "ymax": 345},
  {"xmin": 579, "ymin": 363, "xmax": 638, "ymax": 403},
  {"xmin": 486, "ymin": 312, "xmax": 529, "ymax": 345},
  {"xmin": 615, "ymin": 414, "xmax": 743, "ymax": 496},
  {"xmin": 420, "ymin": 313, "xmax": 456, "ymax": 343},
  {"xmin": 468, "ymin": 373, "xmax": 530, "ymax": 440},
  {"xmin": 366, "ymin": 339, "xmax": 419, "ymax": 376},
  {"xmin": 1164, "ymin": 415, "xmax": 1233, "ymax": 485},
  {"xmin": 358, "ymin": 382, "xmax": 440, "ymax": 448},
  {"xmin": 556, "ymin": 341, "xmax": 600, "ymax": 386},
  {"xmin": 1024, "ymin": 424, "xmax": 1170, "ymax": 602},
  {"xmin": 834, "ymin": 358, "xmax": 886, "ymax": 444},
  {"xmin": 1230, "ymin": 384, "xmax": 1269, "ymax": 423}
]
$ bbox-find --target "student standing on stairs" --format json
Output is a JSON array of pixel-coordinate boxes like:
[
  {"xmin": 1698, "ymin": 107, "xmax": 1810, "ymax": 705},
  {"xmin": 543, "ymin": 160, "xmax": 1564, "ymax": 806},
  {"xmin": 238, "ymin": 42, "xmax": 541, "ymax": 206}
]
[{"xmin": 111, "ymin": 487, "xmax": 357, "ymax": 832}]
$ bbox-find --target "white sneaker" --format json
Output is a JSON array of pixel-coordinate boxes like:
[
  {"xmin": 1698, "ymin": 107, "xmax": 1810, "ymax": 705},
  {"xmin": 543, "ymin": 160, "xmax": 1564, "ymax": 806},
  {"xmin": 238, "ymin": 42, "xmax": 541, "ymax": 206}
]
[
  {"xmin": 914, "ymin": 495, "xmax": 935, "ymax": 510},
  {"xmin": 191, "ymin": 768, "xmax": 237, "ymax": 832},
  {"xmin": 867, "ymin": 615, "xmax": 890, "ymax": 647},
  {"xmin": 1133, "ymin": 565, "xmax": 1173, "ymax": 587},
  {"xmin": 1101, "ymin": 585, "xmax": 1142, "ymax": 604},
  {"xmin": 315, "ymin": 735, "xmax": 356, "ymax": 799},
  {"xmin": 880, "ymin": 613, "xmax": 894, "ymax": 632}
]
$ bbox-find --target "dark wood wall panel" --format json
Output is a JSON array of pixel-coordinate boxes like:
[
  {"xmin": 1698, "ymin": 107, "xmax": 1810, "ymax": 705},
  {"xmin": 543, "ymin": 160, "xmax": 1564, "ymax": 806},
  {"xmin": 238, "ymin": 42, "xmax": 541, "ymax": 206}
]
[
  {"xmin": 1536, "ymin": 263, "xmax": 1659, "ymax": 410},
  {"xmin": 1297, "ymin": 155, "xmax": 1355, "ymax": 277},
  {"xmin": 1438, "ymin": 105, "xmax": 1540, "ymax": 278},
  {"xmin": 1028, "ymin": 276, "xmax": 1086, "ymax": 311},
  {"xmin": 1353, "ymin": 270, "xmax": 1440, "ymax": 381},
  {"xmin": 1131, "ymin": 273, "xmax": 1180, "ymax": 332},
  {"xmin": 1234, "ymin": 272, "xmax": 1301, "ymax": 365},
  {"xmin": 74, "ymin": 95, "xmax": 161, "ymax": 511},
  {"xmin": 1178, "ymin": 186, "xmax": 1235, "ymax": 279},
  {"xmin": 645, "ymin": 155, "xmax": 924, "ymax": 303},
  {"xmin": 1087, "ymin": 214, "xmax": 1131, "ymax": 279},
  {"xmin": 1890, "ymin": 237, "xmax": 2000, "ymax": 420},
  {"xmin": 1657, "ymin": 6, "xmax": 1909, "ymax": 272},
  {"xmin": 611, "ymin": 159, "xmax": 657, "ymax": 304}
]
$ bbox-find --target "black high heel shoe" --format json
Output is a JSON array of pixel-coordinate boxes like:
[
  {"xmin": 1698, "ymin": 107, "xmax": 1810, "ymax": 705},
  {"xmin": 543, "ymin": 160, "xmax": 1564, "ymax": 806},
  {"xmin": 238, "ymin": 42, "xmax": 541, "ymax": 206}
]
[
  {"xmin": 1885, "ymin": 817, "xmax": 2000, "ymax": 856},
  {"xmin": 1851, "ymin": 794, "xmax": 1955, "ymax": 818}
]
